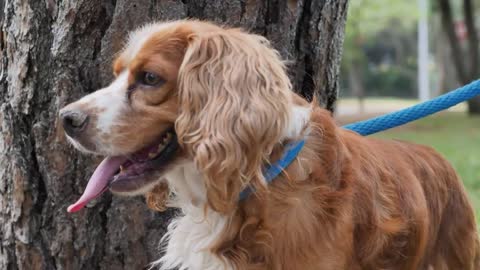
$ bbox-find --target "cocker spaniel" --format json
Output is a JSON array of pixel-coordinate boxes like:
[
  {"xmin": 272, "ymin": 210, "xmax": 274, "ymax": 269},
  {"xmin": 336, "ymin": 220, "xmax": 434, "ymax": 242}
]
[{"xmin": 60, "ymin": 20, "xmax": 479, "ymax": 270}]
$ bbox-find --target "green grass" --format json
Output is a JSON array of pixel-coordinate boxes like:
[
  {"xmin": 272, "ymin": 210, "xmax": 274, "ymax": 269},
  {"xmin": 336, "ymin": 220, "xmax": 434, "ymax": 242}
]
[
  {"xmin": 373, "ymin": 112, "xmax": 480, "ymax": 226},
  {"xmin": 338, "ymin": 97, "xmax": 419, "ymax": 106}
]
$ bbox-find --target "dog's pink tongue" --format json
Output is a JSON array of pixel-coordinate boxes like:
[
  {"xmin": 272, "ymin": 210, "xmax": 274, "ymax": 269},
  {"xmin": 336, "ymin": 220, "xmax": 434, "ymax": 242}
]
[{"xmin": 68, "ymin": 156, "xmax": 127, "ymax": 213}]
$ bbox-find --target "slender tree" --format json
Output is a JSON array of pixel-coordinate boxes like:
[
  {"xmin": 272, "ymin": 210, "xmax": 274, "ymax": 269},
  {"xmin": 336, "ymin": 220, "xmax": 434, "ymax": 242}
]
[
  {"xmin": 0, "ymin": 1, "xmax": 348, "ymax": 269},
  {"xmin": 438, "ymin": 0, "xmax": 480, "ymax": 114}
]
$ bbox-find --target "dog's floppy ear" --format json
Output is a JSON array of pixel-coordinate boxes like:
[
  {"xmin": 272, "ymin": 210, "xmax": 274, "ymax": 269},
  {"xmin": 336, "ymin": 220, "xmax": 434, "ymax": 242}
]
[{"xmin": 175, "ymin": 28, "xmax": 293, "ymax": 213}]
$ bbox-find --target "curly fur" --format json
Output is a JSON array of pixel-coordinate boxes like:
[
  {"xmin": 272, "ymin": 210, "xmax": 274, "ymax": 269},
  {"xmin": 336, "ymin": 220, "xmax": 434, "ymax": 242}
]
[
  {"xmin": 175, "ymin": 28, "xmax": 293, "ymax": 214},
  {"xmin": 62, "ymin": 20, "xmax": 480, "ymax": 270}
]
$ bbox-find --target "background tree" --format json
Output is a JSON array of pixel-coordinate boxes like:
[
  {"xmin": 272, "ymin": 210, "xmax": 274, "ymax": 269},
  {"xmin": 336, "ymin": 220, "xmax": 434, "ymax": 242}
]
[
  {"xmin": 438, "ymin": 0, "xmax": 480, "ymax": 114},
  {"xmin": 0, "ymin": 0, "xmax": 348, "ymax": 269}
]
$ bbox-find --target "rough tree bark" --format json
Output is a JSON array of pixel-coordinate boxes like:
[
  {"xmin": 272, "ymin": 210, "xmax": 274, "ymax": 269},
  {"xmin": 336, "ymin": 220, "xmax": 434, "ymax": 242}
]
[{"xmin": 0, "ymin": 1, "xmax": 348, "ymax": 269}]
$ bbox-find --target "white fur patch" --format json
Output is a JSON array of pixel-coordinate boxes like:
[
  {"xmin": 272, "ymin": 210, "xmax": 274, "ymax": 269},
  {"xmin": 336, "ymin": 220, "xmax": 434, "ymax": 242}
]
[
  {"xmin": 77, "ymin": 71, "xmax": 128, "ymax": 134},
  {"xmin": 283, "ymin": 104, "xmax": 311, "ymax": 139},
  {"xmin": 156, "ymin": 209, "xmax": 232, "ymax": 270},
  {"xmin": 150, "ymin": 162, "xmax": 232, "ymax": 270}
]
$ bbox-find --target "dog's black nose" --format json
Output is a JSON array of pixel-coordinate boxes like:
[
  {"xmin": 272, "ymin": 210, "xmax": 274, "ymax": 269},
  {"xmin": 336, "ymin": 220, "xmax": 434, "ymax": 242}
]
[{"xmin": 60, "ymin": 109, "xmax": 89, "ymax": 137}]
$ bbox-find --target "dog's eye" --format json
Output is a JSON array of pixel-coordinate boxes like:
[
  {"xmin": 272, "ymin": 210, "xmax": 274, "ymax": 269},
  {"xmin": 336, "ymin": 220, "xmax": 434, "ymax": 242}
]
[{"xmin": 139, "ymin": 72, "xmax": 164, "ymax": 87}]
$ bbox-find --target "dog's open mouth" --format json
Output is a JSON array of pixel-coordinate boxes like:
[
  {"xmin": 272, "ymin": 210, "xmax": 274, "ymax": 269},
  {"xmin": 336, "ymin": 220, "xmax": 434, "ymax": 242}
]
[{"xmin": 67, "ymin": 128, "xmax": 178, "ymax": 213}]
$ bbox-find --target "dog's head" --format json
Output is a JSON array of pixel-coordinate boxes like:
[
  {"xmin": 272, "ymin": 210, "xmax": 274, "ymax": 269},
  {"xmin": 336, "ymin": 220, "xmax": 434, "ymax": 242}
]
[{"xmin": 60, "ymin": 20, "xmax": 305, "ymax": 213}]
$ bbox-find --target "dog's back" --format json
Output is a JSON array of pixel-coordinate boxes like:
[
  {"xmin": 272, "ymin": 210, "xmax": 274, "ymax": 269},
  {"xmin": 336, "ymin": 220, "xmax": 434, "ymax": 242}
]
[{"xmin": 342, "ymin": 130, "xmax": 479, "ymax": 269}]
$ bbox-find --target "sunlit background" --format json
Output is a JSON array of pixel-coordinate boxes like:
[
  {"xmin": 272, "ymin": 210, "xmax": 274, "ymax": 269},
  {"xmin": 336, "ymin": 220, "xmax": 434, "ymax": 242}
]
[{"xmin": 336, "ymin": 0, "xmax": 480, "ymax": 227}]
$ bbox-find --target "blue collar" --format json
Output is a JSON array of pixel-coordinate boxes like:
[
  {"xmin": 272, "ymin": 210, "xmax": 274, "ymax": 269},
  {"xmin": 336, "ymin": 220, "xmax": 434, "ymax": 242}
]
[{"xmin": 239, "ymin": 139, "xmax": 306, "ymax": 200}]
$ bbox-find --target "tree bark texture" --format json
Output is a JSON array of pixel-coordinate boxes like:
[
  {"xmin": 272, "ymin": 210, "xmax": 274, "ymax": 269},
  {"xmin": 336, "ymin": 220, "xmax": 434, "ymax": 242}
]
[{"xmin": 0, "ymin": 1, "xmax": 348, "ymax": 269}]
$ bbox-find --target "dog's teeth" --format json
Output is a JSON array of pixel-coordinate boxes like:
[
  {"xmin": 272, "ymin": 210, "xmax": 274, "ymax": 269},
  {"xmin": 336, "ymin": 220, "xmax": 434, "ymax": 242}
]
[
  {"xmin": 148, "ymin": 144, "xmax": 167, "ymax": 159},
  {"xmin": 157, "ymin": 144, "xmax": 166, "ymax": 152}
]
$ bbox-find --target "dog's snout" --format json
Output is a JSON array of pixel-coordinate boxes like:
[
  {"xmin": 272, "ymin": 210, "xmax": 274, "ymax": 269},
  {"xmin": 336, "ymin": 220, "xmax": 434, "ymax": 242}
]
[{"xmin": 60, "ymin": 109, "xmax": 89, "ymax": 137}]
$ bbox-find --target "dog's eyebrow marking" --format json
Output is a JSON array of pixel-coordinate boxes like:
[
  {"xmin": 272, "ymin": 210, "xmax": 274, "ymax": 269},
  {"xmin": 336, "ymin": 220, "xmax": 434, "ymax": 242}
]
[
  {"xmin": 113, "ymin": 57, "xmax": 125, "ymax": 76},
  {"xmin": 123, "ymin": 22, "xmax": 175, "ymax": 64}
]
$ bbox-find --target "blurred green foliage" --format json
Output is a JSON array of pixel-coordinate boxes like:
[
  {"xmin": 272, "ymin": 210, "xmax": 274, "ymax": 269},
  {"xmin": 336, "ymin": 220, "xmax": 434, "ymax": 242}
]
[
  {"xmin": 344, "ymin": 0, "xmax": 418, "ymax": 63},
  {"xmin": 364, "ymin": 66, "xmax": 416, "ymax": 97},
  {"xmin": 342, "ymin": 0, "xmax": 420, "ymax": 98}
]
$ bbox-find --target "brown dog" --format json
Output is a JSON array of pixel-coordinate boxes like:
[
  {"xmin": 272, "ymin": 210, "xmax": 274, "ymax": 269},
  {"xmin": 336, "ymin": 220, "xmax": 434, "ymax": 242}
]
[{"xmin": 60, "ymin": 20, "xmax": 479, "ymax": 269}]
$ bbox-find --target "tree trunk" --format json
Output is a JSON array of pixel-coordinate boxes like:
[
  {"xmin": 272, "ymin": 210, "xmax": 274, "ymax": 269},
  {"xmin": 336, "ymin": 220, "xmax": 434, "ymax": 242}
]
[
  {"xmin": 0, "ymin": 1, "xmax": 348, "ymax": 269},
  {"xmin": 438, "ymin": 0, "xmax": 480, "ymax": 114}
]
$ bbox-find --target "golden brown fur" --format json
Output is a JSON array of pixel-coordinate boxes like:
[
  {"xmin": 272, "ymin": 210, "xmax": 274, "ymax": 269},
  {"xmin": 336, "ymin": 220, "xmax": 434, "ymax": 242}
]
[
  {"xmin": 131, "ymin": 20, "xmax": 480, "ymax": 270},
  {"xmin": 176, "ymin": 28, "xmax": 292, "ymax": 213},
  {"xmin": 138, "ymin": 20, "xmax": 479, "ymax": 269},
  {"xmin": 224, "ymin": 107, "xmax": 480, "ymax": 269},
  {"xmin": 67, "ymin": 19, "xmax": 480, "ymax": 269}
]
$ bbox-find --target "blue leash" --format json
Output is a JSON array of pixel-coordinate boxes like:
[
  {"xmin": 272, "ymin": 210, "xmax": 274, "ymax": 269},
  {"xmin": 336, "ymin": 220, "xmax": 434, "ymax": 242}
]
[
  {"xmin": 342, "ymin": 79, "xmax": 480, "ymax": 135},
  {"xmin": 240, "ymin": 79, "xmax": 480, "ymax": 200}
]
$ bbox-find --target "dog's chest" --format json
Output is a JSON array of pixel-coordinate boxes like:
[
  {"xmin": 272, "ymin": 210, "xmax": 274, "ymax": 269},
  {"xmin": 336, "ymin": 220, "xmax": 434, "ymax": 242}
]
[
  {"xmin": 156, "ymin": 164, "xmax": 233, "ymax": 270},
  {"xmin": 158, "ymin": 210, "xmax": 233, "ymax": 270}
]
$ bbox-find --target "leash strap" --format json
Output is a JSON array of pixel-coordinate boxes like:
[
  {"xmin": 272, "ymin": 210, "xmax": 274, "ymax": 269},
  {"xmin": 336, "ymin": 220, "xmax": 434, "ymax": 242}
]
[{"xmin": 342, "ymin": 79, "xmax": 480, "ymax": 135}]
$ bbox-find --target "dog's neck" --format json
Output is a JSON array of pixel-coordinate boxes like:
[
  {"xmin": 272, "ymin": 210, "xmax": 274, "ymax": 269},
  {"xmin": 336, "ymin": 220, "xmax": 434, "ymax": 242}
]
[
  {"xmin": 164, "ymin": 161, "xmax": 206, "ymax": 210},
  {"xmin": 156, "ymin": 101, "xmax": 312, "ymax": 270},
  {"xmin": 165, "ymin": 101, "xmax": 312, "ymax": 212}
]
